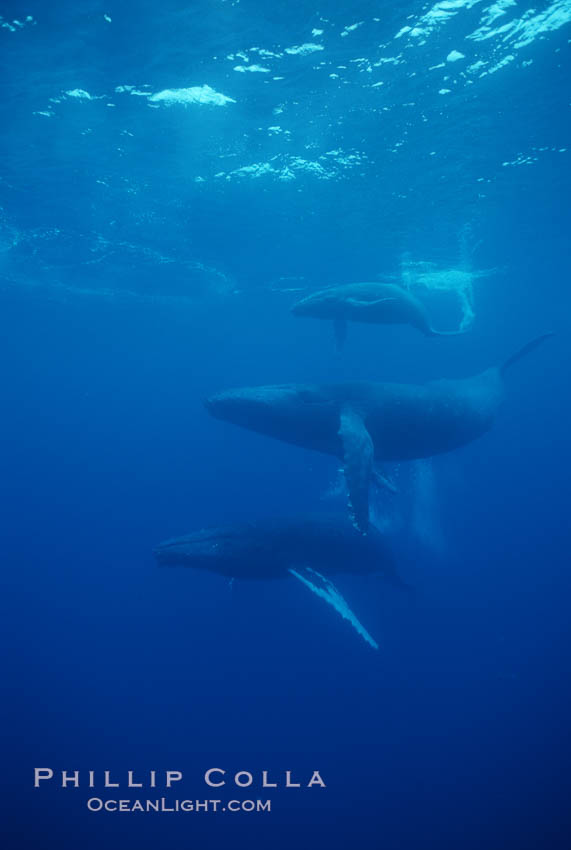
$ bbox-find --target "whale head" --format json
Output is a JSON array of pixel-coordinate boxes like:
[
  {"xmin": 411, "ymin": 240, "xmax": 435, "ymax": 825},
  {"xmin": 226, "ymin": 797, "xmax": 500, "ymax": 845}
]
[
  {"xmin": 291, "ymin": 290, "xmax": 339, "ymax": 319},
  {"xmin": 204, "ymin": 384, "xmax": 338, "ymax": 449},
  {"xmin": 154, "ymin": 526, "xmax": 251, "ymax": 574},
  {"xmin": 154, "ymin": 523, "xmax": 290, "ymax": 579},
  {"xmin": 205, "ymin": 384, "xmax": 299, "ymax": 429}
]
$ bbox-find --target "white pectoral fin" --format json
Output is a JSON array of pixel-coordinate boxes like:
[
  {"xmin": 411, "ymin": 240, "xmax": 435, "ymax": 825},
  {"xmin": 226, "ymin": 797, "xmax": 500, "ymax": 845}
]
[
  {"xmin": 338, "ymin": 407, "xmax": 374, "ymax": 533},
  {"xmin": 289, "ymin": 567, "xmax": 379, "ymax": 650}
]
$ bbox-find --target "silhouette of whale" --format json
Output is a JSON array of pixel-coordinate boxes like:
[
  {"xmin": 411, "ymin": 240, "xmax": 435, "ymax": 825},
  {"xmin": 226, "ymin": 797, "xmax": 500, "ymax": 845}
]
[
  {"xmin": 155, "ymin": 515, "xmax": 400, "ymax": 580},
  {"xmin": 292, "ymin": 282, "xmax": 465, "ymax": 348},
  {"xmin": 205, "ymin": 334, "xmax": 553, "ymax": 533},
  {"xmin": 154, "ymin": 515, "xmax": 408, "ymax": 649}
]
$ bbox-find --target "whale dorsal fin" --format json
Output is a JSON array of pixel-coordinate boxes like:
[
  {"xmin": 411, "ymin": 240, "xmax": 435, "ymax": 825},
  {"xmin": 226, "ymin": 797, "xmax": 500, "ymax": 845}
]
[{"xmin": 338, "ymin": 407, "xmax": 373, "ymax": 534}]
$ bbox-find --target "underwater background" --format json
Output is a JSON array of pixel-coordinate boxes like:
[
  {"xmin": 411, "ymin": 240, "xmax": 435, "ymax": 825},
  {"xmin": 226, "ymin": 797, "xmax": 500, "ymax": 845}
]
[{"xmin": 1, "ymin": 1, "xmax": 571, "ymax": 848}]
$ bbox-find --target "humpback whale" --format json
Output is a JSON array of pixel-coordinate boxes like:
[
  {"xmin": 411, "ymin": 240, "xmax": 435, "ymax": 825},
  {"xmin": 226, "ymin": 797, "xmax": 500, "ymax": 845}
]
[
  {"xmin": 205, "ymin": 334, "xmax": 553, "ymax": 533},
  {"xmin": 292, "ymin": 282, "xmax": 464, "ymax": 349},
  {"xmin": 155, "ymin": 516, "xmax": 407, "ymax": 648}
]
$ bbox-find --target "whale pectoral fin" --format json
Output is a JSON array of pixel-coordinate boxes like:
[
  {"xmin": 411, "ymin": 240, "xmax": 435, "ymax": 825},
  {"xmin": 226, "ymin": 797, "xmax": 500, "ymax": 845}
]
[
  {"xmin": 333, "ymin": 318, "xmax": 347, "ymax": 350},
  {"xmin": 338, "ymin": 408, "xmax": 374, "ymax": 534},
  {"xmin": 372, "ymin": 468, "xmax": 398, "ymax": 495},
  {"xmin": 289, "ymin": 566, "xmax": 379, "ymax": 649}
]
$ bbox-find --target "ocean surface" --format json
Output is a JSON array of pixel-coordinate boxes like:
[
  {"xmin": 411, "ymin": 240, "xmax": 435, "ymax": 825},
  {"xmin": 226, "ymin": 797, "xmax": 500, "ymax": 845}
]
[{"xmin": 2, "ymin": 2, "xmax": 571, "ymax": 848}]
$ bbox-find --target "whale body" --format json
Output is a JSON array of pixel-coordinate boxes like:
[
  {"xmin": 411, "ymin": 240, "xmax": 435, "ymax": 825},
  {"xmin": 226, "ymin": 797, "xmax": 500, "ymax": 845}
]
[
  {"xmin": 154, "ymin": 515, "xmax": 400, "ymax": 580},
  {"xmin": 205, "ymin": 335, "xmax": 552, "ymax": 533},
  {"xmin": 155, "ymin": 516, "xmax": 407, "ymax": 649},
  {"xmin": 292, "ymin": 282, "xmax": 463, "ymax": 348}
]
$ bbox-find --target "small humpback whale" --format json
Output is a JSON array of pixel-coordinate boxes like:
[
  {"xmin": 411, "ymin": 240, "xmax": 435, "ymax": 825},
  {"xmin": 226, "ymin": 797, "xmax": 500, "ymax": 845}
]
[
  {"xmin": 292, "ymin": 282, "xmax": 464, "ymax": 349},
  {"xmin": 154, "ymin": 515, "xmax": 408, "ymax": 649},
  {"xmin": 205, "ymin": 334, "xmax": 553, "ymax": 533}
]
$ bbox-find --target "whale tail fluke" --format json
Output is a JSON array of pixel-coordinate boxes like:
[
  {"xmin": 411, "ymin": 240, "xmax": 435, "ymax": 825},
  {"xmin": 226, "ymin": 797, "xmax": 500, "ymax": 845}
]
[{"xmin": 500, "ymin": 332, "xmax": 555, "ymax": 376}]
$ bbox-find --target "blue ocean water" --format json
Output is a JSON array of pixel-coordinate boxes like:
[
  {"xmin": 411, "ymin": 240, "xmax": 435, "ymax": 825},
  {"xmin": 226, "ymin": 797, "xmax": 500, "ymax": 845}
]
[{"xmin": 1, "ymin": 1, "xmax": 570, "ymax": 848}]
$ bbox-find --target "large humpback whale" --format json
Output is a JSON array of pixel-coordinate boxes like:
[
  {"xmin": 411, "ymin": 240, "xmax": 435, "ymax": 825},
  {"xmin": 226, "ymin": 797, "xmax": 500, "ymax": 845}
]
[
  {"xmin": 205, "ymin": 334, "xmax": 553, "ymax": 533},
  {"xmin": 292, "ymin": 282, "xmax": 464, "ymax": 348},
  {"xmin": 155, "ymin": 515, "xmax": 407, "ymax": 648}
]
